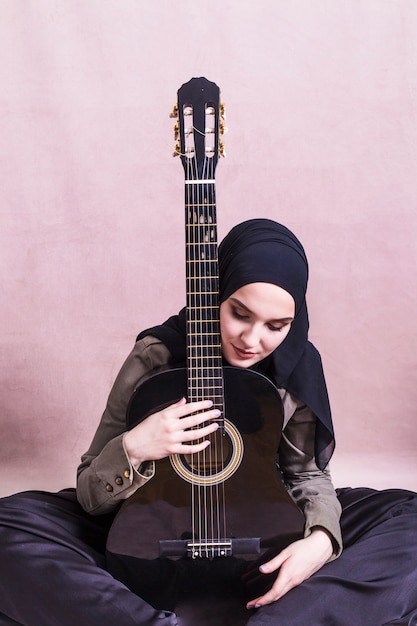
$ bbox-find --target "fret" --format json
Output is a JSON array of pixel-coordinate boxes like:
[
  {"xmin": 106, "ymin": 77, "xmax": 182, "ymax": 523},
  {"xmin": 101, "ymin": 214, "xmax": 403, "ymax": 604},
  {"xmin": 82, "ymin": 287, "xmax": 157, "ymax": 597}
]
[
  {"xmin": 187, "ymin": 319, "xmax": 219, "ymax": 327},
  {"xmin": 187, "ymin": 320, "xmax": 219, "ymax": 325},
  {"xmin": 187, "ymin": 291, "xmax": 218, "ymax": 298},
  {"xmin": 188, "ymin": 362, "xmax": 222, "ymax": 367},
  {"xmin": 187, "ymin": 276, "xmax": 219, "ymax": 282},
  {"xmin": 187, "ymin": 379, "xmax": 223, "ymax": 391},
  {"xmin": 187, "ymin": 333, "xmax": 220, "ymax": 338},
  {"xmin": 188, "ymin": 381, "xmax": 223, "ymax": 387},
  {"xmin": 185, "ymin": 179, "xmax": 216, "ymax": 185},
  {"xmin": 185, "ymin": 205, "xmax": 217, "ymax": 210},
  {"xmin": 188, "ymin": 332, "xmax": 221, "ymax": 348},
  {"xmin": 185, "ymin": 237, "xmax": 217, "ymax": 245},
  {"xmin": 187, "ymin": 304, "xmax": 219, "ymax": 311},
  {"xmin": 187, "ymin": 326, "xmax": 219, "ymax": 332},
  {"xmin": 188, "ymin": 367, "xmax": 223, "ymax": 374},
  {"xmin": 187, "ymin": 306, "xmax": 219, "ymax": 311},
  {"xmin": 187, "ymin": 348, "xmax": 222, "ymax": 353},
  {"xmin": 188, "ymin": 358, "xmax": 222, "ymax": 364},
  {"xmin": 185, "ymin": 242, "xmax": 217, "ymax": 248},
  {"xmin": 187, "ymin": 344, "xmax": 222, "ymax": 351},
  {"xmin": 187, "ymin": 347, "xmax": 221, "ymax": 353},
  {"xmin": 188, "ymin": 366, "xmax": 222, "ymax": 372},
  {"xmin": 187, "ymin": 331, "xmax": 220, "ymax": 338},
  {"xmin": 187, "ymin": 337, "xmax": 221, "ymax": 343}
]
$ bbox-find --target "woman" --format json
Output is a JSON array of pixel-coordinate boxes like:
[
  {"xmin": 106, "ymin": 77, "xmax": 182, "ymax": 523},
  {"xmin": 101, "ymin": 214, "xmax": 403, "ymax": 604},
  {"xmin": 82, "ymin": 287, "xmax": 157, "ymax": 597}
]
[{"xmin": 0, "ymin": 219, "xmax": 416, "ymax": 626}]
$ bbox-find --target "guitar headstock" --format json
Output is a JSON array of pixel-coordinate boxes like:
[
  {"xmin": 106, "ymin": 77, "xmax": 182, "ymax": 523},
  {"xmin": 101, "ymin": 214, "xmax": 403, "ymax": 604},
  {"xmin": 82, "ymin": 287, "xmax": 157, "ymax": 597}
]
[{"xmin": 171, "ymin": 77, "xmax": 225, "ymax": 180}]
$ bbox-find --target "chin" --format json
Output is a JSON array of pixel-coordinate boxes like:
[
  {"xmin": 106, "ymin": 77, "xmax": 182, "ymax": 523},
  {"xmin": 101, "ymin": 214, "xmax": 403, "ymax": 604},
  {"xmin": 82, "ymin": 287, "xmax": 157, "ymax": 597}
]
[{"xmin": 228, "ymin": 359, "xmax": 253, "ymax": 369}]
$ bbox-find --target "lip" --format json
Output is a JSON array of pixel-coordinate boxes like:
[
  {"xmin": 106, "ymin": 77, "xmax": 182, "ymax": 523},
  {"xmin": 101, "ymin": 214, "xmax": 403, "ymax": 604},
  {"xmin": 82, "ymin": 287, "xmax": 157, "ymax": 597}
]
[{"xmin": 232, "ymin": 345, "xmax": 257, "ymax": 360}]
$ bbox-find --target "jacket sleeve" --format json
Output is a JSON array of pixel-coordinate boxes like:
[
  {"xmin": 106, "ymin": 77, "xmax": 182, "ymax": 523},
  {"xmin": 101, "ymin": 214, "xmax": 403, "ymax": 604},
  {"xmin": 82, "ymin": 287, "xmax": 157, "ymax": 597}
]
[
  {"xmin": 76, "ymin": 336, "xmax": 171, "ymax": 515},
  {"xmin": 278, "ymin": 395, "xmax": 343, "ymax": 558}
]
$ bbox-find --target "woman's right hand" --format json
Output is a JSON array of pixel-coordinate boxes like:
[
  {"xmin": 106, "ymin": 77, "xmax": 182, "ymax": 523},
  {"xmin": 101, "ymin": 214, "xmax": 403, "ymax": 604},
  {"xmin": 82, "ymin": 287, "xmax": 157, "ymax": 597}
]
[{"xmin": 123, "ymin": 397, "xmax": 220, "ymax": 469}]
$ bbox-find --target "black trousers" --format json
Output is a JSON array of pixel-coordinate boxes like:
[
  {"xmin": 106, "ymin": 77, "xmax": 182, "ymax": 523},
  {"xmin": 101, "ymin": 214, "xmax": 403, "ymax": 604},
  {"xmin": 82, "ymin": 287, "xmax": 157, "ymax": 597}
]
[{"xmin": 0, "ymin": 487, "xmax": 416, "ymax": 626}]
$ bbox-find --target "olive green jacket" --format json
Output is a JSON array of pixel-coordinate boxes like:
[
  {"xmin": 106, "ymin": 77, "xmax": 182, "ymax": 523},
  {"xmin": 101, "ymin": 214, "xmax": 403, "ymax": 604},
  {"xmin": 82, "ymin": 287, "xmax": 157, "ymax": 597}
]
[{"xmin": 77, "ymin": 336, "xmax": 342, "ymax": 556}]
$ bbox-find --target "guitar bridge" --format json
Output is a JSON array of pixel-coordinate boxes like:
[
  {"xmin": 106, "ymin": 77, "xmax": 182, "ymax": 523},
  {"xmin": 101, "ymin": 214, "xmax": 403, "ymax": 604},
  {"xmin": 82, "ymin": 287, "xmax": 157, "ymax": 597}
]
[
  {"xmin": 187, "ymin": 539, "xmax": 232, "ymax": 558},
  {"xmin": 159, "ymin": 537, "xmax": 260, "ymax": 558}
]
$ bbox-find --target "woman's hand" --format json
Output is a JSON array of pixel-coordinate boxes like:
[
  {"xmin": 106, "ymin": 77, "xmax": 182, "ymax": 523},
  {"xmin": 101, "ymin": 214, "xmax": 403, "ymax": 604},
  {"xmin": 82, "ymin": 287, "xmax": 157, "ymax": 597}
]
[
  {"xmin": 123, "ymin": 397, "xmax": 220, "ymax": 469},
  {"xmin": 246, "ymin": 528, "xmax": 333, "ymax": 609}
]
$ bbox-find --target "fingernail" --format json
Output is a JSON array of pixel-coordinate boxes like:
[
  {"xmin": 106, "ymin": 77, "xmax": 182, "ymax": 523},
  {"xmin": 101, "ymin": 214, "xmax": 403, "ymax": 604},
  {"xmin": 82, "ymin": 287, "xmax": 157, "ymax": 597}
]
[
  {"xmin": 259, "ymin": 565, "xmax": 267, "ymax": 573},
  {"xmin": 214, "ymin": 410, "xmax": 221, "ymax": 417}
]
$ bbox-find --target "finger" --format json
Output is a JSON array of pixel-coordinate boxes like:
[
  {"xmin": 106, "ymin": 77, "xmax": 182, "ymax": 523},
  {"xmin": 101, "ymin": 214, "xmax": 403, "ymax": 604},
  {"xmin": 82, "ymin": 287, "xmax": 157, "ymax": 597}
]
[
  {"xmin": 173, "ymin": 399, "xmax": 214, "ymax": 417},
  {"xmin": 176, "ymin": 439, "xmax": 213, "ymax": 454},
  {"xmin": 258, "ymin": 550, "xmax": 288, "ymax": 574},
  {"xmin": 246, "ymin": 573, "xmax": 292, "ymax": 609},
  {"xmin": 180, "ymin": 408, "xmax": 221, "ymax": 430},
  {"xmin": 179, "ymin": 421, "xmax": 219, "ymax": 443},
  {"xmin": 246, "ymin": 551, "xmax": 291, "ymax": 609},
  {"xmin": 247, "ymin": 589, "xmax": 281, "ymax": 609}
]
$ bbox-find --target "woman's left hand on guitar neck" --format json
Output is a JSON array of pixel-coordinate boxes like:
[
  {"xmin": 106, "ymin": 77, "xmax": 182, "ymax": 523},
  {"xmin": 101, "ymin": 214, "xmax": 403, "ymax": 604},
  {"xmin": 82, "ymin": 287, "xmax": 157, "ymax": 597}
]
[{"xmin": 246, "ymin": 528, "xmax": 334, "ymax": 609}]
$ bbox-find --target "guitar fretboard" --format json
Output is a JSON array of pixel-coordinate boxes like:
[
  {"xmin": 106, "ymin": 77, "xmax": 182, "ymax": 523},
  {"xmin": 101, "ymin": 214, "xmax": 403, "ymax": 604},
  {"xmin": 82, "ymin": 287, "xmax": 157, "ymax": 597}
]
[{"xmin": 185, "ymin": 179, "xmax": 224, "ymax": 414}]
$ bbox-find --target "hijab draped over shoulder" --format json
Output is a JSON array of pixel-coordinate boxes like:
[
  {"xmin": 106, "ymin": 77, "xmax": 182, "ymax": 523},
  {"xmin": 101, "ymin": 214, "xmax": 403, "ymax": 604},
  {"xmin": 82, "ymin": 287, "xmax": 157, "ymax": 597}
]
[{"xmin": 137, "ymin": 218, "xmax": 335, "ymax": 470}]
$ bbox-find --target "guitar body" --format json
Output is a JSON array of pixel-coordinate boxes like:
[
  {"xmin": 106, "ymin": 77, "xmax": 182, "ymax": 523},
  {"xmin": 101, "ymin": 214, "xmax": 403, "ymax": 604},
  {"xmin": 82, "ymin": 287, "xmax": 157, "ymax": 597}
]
[{"xmin": 107, "ymin": 366, "xmax": 304, "ymax": 562}]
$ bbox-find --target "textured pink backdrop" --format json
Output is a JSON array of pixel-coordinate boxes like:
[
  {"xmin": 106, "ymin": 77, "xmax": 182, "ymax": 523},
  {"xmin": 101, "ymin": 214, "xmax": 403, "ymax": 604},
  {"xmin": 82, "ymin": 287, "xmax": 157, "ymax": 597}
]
[{"xmin": 1, "ymin": 1, "xmax": 416, "ymax": 496}]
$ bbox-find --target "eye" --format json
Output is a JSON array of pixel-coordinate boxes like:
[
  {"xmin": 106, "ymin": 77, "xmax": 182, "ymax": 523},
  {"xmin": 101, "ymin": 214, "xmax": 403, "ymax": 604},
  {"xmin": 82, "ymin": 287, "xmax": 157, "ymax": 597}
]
[
  {"xmin": 232, "ymin": 307, "xmax": 249, "ymax": 321},
  {"xmin": 268, "ymin": 324, "xmax": 284, "ymax": 333},
  {"xmin": 268, "ymin": 321, "xmax": 291, "ymax": 333},
  {"xmin": 268, "ymin": 324, "xmax": 283, "ymax": 332}
]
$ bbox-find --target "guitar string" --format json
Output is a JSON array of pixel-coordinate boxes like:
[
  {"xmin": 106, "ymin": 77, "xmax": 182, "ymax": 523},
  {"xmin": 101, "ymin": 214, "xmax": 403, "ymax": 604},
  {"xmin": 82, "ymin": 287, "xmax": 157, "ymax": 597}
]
[
  {"xmin": 212, "ymin": 151, "xmax": 227, "ymax": 552},
  {"xmin": 203, "ymin": 144, "xmax": 225, "ymax": 555},
  {"xmin": 204, "ymin": 153, "xmax": 215, "ymax": 556},
  {"xmin": 186, "ymin": 152, "xmax": 196, "ymax": 554},
  {"xmin": 206, "ymin": 125, "xmax": 226, "ymax": 555},
  {"xmin": 192, "ymin": 145, "xmax": 204, "ymax": 555}
]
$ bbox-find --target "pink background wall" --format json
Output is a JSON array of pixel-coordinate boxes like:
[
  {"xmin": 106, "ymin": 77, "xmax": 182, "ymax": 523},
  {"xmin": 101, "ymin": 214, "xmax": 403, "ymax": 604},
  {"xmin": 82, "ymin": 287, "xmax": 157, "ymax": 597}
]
[{"xmin": 1, "ymin": 1, "xmax": 416, "ymax": 497}]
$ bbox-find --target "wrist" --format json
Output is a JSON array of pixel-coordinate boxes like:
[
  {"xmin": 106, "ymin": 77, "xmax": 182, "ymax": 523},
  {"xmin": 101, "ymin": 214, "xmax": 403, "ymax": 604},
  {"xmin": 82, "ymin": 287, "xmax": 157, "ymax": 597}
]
[
  {"xmin": 123, "ymin": 431, "xmax": 144, "ymax": 469},
  {"xmin": 309, "ymin": 527, "xmax": 334, "ymax": 559}
]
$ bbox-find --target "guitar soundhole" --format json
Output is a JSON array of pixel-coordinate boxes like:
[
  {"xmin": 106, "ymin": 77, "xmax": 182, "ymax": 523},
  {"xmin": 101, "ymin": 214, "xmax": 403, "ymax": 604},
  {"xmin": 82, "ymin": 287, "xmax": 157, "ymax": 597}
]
[
  {"xmin": 184, "ymin": 430, "xmax": 233, "ymax": 475},
  {"xmin": 170, "ymin": 419, "xmax": 244, "ymax": 486}
]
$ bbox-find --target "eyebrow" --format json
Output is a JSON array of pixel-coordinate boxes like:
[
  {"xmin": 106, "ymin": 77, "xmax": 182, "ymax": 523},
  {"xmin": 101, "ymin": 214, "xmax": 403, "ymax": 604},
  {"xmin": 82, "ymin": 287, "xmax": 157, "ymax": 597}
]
[{"xmin": 229, "ymin": 297, "xmax": 294, "ymax": 324}]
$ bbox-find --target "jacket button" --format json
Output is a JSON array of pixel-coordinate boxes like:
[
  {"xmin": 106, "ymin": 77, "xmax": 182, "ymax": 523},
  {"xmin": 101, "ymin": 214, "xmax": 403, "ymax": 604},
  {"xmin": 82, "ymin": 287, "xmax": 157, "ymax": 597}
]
[
  {"xmin": 115, "ymin": 476, "xmax": 123, "ymax": 486},
  {"xmin": 105, "ymin": 483, "xmax": 113, "ymax": 492},
  {"xmin": 123, "ymin": 470, "xmax": 130, "ymax": 479}
]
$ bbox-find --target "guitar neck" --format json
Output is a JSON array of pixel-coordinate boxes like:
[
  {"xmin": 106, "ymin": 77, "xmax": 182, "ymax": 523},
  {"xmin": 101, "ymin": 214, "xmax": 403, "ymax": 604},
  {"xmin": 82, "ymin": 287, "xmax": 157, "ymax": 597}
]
[
  {"xmin": 174, "ymin": 76, "xmax": 224, "ymax": 410},
  {"xmin": 185, "ymin": 177, "xmax": 223, "ymax": 408}
]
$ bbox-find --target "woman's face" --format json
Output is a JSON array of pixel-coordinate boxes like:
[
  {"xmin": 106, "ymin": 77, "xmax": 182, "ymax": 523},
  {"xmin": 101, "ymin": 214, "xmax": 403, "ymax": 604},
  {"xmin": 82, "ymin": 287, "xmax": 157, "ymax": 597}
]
[{"xmin": 220, "ymin": 282, "xmax": 295, "ymax": 368}]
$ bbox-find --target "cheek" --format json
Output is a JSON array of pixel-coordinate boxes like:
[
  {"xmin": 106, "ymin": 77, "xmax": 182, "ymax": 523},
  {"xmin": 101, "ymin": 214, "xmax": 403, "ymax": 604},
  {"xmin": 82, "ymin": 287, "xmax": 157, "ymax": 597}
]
[
  {"xmin": 220, "ymin": 314, "xmax": 240, "ymax": 339},
  {"xmin": 265, "ymin": 325, "xmax": 292, "ymax": 352},
  {"xmin": 220, "ymin": 305, "xmax": 237, "ymax": 338}
]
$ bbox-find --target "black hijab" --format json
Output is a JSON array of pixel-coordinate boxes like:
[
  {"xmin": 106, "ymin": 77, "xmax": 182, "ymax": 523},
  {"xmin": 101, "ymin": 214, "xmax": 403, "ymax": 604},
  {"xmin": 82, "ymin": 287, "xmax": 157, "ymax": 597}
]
[{"xmin": 137, "ymin": 218, "xmax": 335, "ymax": 470}]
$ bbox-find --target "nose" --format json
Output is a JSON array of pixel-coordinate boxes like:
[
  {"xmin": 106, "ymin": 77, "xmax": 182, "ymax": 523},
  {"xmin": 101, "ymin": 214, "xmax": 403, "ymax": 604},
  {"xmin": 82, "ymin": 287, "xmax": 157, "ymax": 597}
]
[{"xmin": 240, "ymin": 323, "xmax": 262, "ymax": 348}]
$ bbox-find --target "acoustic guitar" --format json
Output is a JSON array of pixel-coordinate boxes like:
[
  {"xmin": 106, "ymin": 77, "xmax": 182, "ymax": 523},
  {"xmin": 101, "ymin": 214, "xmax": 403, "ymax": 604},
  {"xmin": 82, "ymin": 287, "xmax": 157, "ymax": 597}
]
[{"xmin": 106, "ymin": 77, "xmax": 304, "ymax": 613}]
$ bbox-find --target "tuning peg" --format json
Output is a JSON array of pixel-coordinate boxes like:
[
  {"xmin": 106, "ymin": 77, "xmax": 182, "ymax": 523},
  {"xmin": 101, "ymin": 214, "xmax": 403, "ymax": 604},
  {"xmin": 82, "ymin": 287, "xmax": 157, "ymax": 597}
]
[
  {"xmin": 172, "ymin": 141, "xmax": 181, "ymax": 157},
  {"xmin": 219, "ymin": 140, "xmax": 226, "ymax": 158},
  {"xmin": 170, "ymin": 104, "xmax": 179, "ymax": 119},
  {"xmin": 220, "ymin": 102, "xmax": 226, "ymax": 119},
  {"xmin": 173, "ymin": 122, "xmax": 179, "ymax": 140},
  {"xmin": 220, "ymin": 120, "xmax": 227, "ymax": 135}
]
